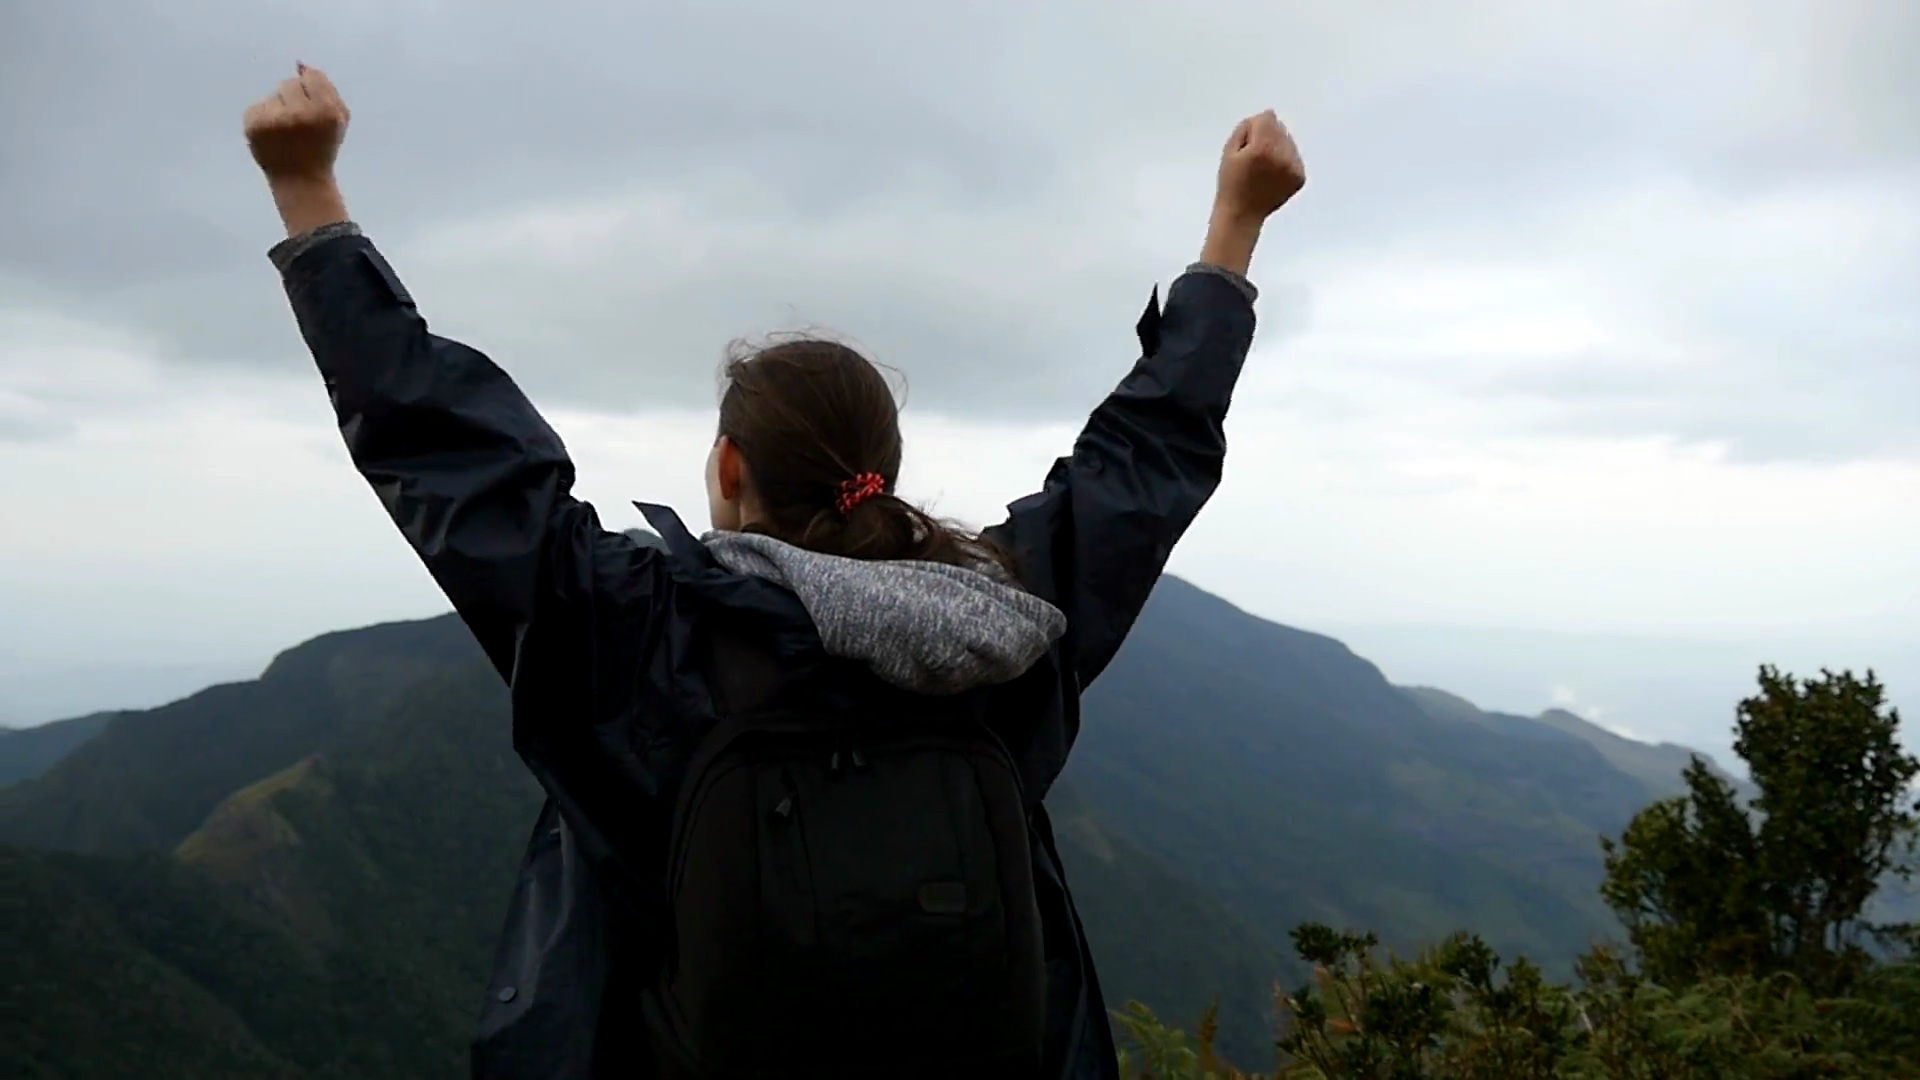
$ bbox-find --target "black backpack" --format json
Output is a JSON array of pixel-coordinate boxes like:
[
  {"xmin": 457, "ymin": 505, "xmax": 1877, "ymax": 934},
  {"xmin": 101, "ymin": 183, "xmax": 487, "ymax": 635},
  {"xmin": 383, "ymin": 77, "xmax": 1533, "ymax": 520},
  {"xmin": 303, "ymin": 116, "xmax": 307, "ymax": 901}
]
[{"xmin": 641, "ymin": 630, "xmax": 1049, "ymax": 1080}]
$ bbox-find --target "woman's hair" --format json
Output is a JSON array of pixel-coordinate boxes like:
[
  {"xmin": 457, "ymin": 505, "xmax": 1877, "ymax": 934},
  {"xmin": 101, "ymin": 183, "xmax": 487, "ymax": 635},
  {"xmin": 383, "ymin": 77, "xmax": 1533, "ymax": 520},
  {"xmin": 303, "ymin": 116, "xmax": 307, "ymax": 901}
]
[{"xmin": 717, "ymin": 335, "xmax": 1013, "ymax": 573}]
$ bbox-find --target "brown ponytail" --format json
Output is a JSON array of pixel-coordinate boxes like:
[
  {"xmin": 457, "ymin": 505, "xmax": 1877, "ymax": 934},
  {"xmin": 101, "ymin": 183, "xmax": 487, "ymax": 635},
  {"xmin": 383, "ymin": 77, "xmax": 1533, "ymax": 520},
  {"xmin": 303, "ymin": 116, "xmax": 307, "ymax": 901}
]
[{"xmin": 716, "ymin": 335, "xmax": 1015, "ymax": 575}]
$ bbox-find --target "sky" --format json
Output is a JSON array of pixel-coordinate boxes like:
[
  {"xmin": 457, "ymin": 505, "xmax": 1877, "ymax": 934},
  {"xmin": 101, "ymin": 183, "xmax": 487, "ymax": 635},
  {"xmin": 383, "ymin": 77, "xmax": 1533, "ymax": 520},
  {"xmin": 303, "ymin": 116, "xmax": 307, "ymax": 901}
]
[{"xmin": 2, "ymin": 0, "xmax": 1917, "ymax": 761}]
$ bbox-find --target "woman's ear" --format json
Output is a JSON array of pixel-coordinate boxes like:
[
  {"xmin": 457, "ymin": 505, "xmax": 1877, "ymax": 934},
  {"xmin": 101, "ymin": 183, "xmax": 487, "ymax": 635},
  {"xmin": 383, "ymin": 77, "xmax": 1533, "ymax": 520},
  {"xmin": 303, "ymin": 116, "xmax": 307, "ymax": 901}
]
[{"xmin": 714, "ymin": 436, "xmax": 745, "ymax": 500}]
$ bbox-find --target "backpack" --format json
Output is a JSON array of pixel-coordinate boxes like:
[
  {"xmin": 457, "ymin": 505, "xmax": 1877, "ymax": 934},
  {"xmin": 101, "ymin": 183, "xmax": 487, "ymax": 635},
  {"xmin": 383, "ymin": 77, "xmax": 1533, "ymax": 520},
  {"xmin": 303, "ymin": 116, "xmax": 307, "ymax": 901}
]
[{"xmin": 640, "ymin": 629, "xmax": 1050, "ymax": 1080}]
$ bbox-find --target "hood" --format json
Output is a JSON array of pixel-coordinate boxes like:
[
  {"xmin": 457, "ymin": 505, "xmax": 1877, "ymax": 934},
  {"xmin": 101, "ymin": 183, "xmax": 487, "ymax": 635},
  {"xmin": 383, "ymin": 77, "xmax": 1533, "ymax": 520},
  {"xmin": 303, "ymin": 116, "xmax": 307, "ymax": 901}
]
[{"xmin": 701, "ymin": 531, "xmax": 1067, "ymax": 696}]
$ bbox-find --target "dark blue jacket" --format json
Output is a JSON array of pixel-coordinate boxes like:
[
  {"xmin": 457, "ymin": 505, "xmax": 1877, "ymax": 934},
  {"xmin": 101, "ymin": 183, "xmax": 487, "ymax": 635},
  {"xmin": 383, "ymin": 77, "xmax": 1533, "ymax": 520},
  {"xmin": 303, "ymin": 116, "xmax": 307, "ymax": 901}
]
[{"xmin": 272, "ymin": 227, "xmax": 1257, "ymax": 1079}]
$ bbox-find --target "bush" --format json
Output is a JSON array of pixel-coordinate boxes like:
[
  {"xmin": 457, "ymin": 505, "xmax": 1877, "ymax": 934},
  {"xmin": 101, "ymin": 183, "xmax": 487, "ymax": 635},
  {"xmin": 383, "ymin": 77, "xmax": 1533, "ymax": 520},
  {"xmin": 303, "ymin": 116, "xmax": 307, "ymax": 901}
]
[
  {"xmin": 1116, "ymin": 933, "xmax": 1919, "ymax": 1079},
  {"xmin": 1114, "ymin": 667, "xmax": 1920, "ymax": 1080}
]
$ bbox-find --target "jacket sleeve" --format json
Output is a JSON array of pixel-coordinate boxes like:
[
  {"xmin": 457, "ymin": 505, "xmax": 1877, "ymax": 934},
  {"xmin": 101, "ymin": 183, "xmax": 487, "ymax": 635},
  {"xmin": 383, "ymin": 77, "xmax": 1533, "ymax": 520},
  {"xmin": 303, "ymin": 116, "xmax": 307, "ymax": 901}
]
[
  {"xmin": 986, "ymin": 264, "xmax": 1258, "ymax": 689},
  {"xmin": 273, "ymin": 225, "xmax": 640, "ymax": 682}
]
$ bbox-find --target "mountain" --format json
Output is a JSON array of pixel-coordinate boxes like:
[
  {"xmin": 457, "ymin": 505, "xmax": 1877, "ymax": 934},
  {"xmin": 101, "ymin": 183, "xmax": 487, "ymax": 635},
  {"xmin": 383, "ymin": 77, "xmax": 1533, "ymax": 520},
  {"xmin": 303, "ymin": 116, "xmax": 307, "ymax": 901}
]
[
  {"xmin": 0, "ymin": 616, "xmax": 486, "ymax": 854},
  {"xmin": 6, "ymin": 845, "xmax": 309, "ymax": 1079},
  {"xmin": 0, "ymin": 712, "xmax": 116, "ymax": 786},
  {"xmin": 1398, "ymin": 686, "xmax": 1752, "ymax": 803},
  {"xmin": 1, "ymin": 576, "xmax": 1732, "ymax": 1075},
  {"xmin": 1047, "ymin": 783, "xmax": 1287, "ymax": 1058},
  {"xmin": 1066, "ymin": 579, "xmax": 1665, "ymax": 968},
  {"xmin": 1529, "ymin": 706, "xmax": 1730, "ymax": 798},
  {"xmin": 2, "ymin": 612, "xmax": 1282, "ymax": 1071},
  {"xmin": 5, "ymin": 651, "xmax": 530, "ymax": 1079}
]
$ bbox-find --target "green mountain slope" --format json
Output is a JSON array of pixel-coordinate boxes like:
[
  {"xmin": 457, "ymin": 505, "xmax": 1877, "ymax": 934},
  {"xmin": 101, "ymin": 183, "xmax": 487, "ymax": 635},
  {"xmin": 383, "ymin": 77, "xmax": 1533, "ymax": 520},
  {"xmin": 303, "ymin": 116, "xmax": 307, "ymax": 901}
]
[
  {"xmin": 4, "ymin": 633, "xmax": 1282, "ymax": 1074},
  {"xmin": 1530, "ymin": 706, "xmax": 1733, "ymax": 799},
  {"xmin": 0, "ymin": 712, "xmax": 116, "ymax": 787},
  {"xmin": 1050, "ymin": 783, "xmax": 1286, "ymax": 1065},
  {"xmin": 4, "ymin": 655, "xmax": 535, "ymax": 1079},
  {"xmin": 1068, "ymin": 580, "xmax": 1654, "ymax": 968},
  {"xmin": 3, "ymin": 846, "xmax": 303, "ymax": 1080},
  {"xmin": 1400, "ymin": 686, "xmax": 1748, "ymax": 801},
  {"xmin": 0, "ymin": 617, "xmax": 485, "ymax": 853},
  {"xmin": 1, "ymin": 575, "xmax": 1737, "ymax": 1074}
]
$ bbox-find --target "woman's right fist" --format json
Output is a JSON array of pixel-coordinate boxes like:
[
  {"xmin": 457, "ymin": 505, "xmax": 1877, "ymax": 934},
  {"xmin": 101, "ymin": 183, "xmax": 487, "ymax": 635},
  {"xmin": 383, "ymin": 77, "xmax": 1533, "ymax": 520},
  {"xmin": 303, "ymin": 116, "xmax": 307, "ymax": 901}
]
[
  {"xmin": 1215, "ymin": 111, "xmax": 1305, "ymax": 222},
  {"xmin": 243, "ymin": 65, "xmax": 350, "ymax": 182}
]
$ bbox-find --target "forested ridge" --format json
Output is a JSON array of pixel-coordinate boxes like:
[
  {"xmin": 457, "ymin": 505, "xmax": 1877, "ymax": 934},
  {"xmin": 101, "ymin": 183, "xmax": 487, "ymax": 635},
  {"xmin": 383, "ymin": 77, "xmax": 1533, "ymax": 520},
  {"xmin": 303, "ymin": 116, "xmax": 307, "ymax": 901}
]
[{"xmin": 5, "ymin": 581, "xmax": 1911, "ymax": 1077}]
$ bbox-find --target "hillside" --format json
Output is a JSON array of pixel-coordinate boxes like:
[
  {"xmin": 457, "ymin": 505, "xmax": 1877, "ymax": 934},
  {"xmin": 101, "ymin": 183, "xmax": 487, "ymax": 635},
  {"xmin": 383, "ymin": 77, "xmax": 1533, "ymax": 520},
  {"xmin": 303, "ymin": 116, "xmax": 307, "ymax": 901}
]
[
  {"xmin": 0, "ymin": 616, "xmax": 487, "ymax": 853},
  {"xmin": 3, "ymin": 639, "xmax": 1283, "ymax": 1070},
  {"xmin": 6, "ymin": 655, "xmax": 538, "ymax": 1078},
  {"xmin": 1066, "ymin": 579, "xmax": 1662, "ymax": 967},
  {"xmin": 1399, "ymin": 686, "xmax": 1760, "ymax": 803},
  {"xmin": 0, "ymin": 575, "xmax": 1730, "ymax": 1074},
  {"xmin": 1530, "ymin": 706, "xmax": 1731, "ymax": 798},
  {"xmin": 0, "ymin": 711, "xmax": 115, "ymax": 787},
  {"xmin": 4, "ymin": 845, "xmax": 306, "ymax": 1080},
  {"xmin": 1048, "ymin": 784, "xmax": 1288, "ymax": 1058}
]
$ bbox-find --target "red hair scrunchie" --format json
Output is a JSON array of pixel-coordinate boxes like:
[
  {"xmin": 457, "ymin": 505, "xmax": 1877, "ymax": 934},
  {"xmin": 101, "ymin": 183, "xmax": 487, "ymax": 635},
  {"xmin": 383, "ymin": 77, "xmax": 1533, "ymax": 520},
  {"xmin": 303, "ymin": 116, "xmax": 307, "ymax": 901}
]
[{"xmin": 835, "ymin": 471, "xmax": 887, "ymax": 515}]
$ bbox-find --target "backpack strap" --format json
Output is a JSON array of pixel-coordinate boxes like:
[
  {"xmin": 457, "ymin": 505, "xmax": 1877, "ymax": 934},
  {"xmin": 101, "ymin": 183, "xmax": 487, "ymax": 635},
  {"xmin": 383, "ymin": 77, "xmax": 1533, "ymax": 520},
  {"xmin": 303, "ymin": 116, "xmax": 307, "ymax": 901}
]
[{"xmin": 703, "ymin": 627, "xmax": 788, "ymax": 719}]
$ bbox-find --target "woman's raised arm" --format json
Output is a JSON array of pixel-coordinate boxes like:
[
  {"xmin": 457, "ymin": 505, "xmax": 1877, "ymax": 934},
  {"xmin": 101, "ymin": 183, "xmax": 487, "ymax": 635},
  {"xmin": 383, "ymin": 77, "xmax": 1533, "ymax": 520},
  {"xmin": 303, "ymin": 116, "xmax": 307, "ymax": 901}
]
[
  {"xmin": 987, "ymin": 111, "xmax": 1306, "ymax": 689},
  {"xmin": 246, "ymin": 65, "xmax": 647, "ymax": 682}
]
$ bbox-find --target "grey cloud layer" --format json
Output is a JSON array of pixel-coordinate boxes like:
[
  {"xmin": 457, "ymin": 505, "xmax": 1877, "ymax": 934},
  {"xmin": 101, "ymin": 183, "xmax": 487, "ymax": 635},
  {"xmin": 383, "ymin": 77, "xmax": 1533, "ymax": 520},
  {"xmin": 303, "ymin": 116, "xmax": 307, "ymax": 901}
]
[{"xmin": 2, "ymin": 0, "xmax": 1916, "ymax": 459}]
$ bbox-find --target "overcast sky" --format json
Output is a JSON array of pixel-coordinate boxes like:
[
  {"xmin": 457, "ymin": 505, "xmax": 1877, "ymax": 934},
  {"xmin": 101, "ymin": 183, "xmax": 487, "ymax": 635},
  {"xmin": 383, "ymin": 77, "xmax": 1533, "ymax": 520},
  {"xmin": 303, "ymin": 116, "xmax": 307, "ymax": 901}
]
[{"xmin": 3, "ymin": 0, "xmax": 1916, "ymax": 752}]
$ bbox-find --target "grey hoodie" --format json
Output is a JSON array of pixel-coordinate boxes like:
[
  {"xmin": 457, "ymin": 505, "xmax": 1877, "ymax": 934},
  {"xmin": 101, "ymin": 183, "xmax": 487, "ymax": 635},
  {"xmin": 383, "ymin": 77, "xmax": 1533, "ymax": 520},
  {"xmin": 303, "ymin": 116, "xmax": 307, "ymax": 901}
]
[{"xmin": 702, "ymin": 530, "xmax": 1068, "ymax": 696}]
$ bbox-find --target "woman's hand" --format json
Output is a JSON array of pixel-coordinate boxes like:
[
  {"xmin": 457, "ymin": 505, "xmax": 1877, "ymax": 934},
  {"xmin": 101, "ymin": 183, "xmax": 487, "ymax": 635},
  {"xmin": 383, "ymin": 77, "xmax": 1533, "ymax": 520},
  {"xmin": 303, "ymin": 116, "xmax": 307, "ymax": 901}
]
[
  {"xmin": 1201, "ymin": 111, "xmax": 1306, "ymax": 275},
  {"xmin": 1215, "ymin": 110, "xmax": 1305, "ymax": 223},
  {"xmin": 243, "ymin": 64, "xmax": 353, "ymax": 237}
]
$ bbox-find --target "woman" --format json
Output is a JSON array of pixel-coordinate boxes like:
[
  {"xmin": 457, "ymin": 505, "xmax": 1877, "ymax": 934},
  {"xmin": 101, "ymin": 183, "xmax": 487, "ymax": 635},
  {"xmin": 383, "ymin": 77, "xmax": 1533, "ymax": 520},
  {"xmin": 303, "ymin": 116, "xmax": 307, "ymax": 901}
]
[{"xmin": 245, "ymin": 65, "xmax": 1303, "ymax": 1080}]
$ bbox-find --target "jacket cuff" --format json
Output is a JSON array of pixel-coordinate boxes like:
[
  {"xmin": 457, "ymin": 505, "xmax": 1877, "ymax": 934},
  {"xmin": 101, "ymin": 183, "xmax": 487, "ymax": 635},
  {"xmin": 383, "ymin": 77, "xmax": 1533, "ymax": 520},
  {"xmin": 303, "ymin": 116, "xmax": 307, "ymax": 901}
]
[
  {"xmin": 1183, "ymin": 262, "xmax": 1257, "ymax": 304},
  {"xmin": 268, "ymin": 221, "xmax": 364, "ymax": 276}
]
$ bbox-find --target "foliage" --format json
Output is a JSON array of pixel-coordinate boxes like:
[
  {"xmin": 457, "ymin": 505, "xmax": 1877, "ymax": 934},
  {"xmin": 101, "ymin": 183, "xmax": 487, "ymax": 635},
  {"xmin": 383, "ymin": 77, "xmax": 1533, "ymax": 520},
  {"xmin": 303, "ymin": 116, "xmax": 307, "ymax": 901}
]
[
  {"xmin": 8, "ymin": 609, "xmax": 1917, "ymax": 1078},
  {"xmin": 1073, "ymin": 576, "xmax": 1661, "ymax": 1055},
  {"xmin": 1, "ymin": 659, "xmax": 536, "ymax": 1079},
  {"xmin": 8, "ymin": 590, "xmax": 1689, "ymax": 1068},
  {"xmin": 1274, "ymin": 925, "xmax": 1580, "ymax": 1079},
  {"xmin": 1118, "ymin": 666, "xmax": 1920, "ymax": 1079},
  {"xmin": 1117, "ymin": 931, "xmax": 1920, "ymax": 1079},
  {"xmin": 1600, "ymin": 667, "xmax": 1918, "ymax": 994}
]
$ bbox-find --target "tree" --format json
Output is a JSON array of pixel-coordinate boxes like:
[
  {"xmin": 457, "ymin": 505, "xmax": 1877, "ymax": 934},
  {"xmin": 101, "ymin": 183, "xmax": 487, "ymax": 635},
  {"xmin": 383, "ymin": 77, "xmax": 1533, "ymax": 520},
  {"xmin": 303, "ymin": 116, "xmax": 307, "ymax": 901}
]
[
  {"xmin": 1116, "ymin": 930, "xmax": 1920, "ymax": 1079},
  {"xmin": 1600, "ymin": 667, "xmax": 1918, "ymax": 994},
  {"xmin": 1115, "ymin": 665, "xmax": 1920, "ymax": 1078}
]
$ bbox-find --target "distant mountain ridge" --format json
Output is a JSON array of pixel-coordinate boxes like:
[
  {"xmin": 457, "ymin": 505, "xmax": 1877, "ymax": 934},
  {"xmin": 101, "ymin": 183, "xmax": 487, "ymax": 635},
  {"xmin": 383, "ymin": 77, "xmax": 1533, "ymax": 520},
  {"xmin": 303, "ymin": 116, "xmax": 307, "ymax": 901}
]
[
  {"xmin": 0, "ymin": 615, "xmax": 489, "ymax": 855},
  {"xmin": 1396, "ymin": 685, "xmax": 1744, "ymax": 800},
  {"xmin": 0, "ymin": 712, "xmax": 117, "ymax": 787},
  {"xmin": 2, "ymin": 575, "xmax": 1747, "ymax": 1075},
  {"xmin": 1065, "ymin": 580, "xmax": 1664, "ymax": 971}
]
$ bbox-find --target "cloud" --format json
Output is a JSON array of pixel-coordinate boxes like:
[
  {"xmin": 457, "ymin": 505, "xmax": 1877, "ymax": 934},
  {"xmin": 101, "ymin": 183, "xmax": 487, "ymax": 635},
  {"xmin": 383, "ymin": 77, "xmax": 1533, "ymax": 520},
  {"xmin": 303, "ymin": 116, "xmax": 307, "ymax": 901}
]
[
  {"xmin": 6, "ymin": 0, "xmax": 1920, "ymax": 744},
  {"xmin": 1263, "ymin": 171, "xmax": 1920, "ymax": 463},
  {"xmin": 2, "ymin": 0, "xmax": 1916, "ymax": 462},
  {"xmin": 0, "ymin": 405, "xmax": 75, "ymax": 444},
  {"xmin": 1549, "ymin": 682, "xmax": 1611, "ymax": 726}
]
